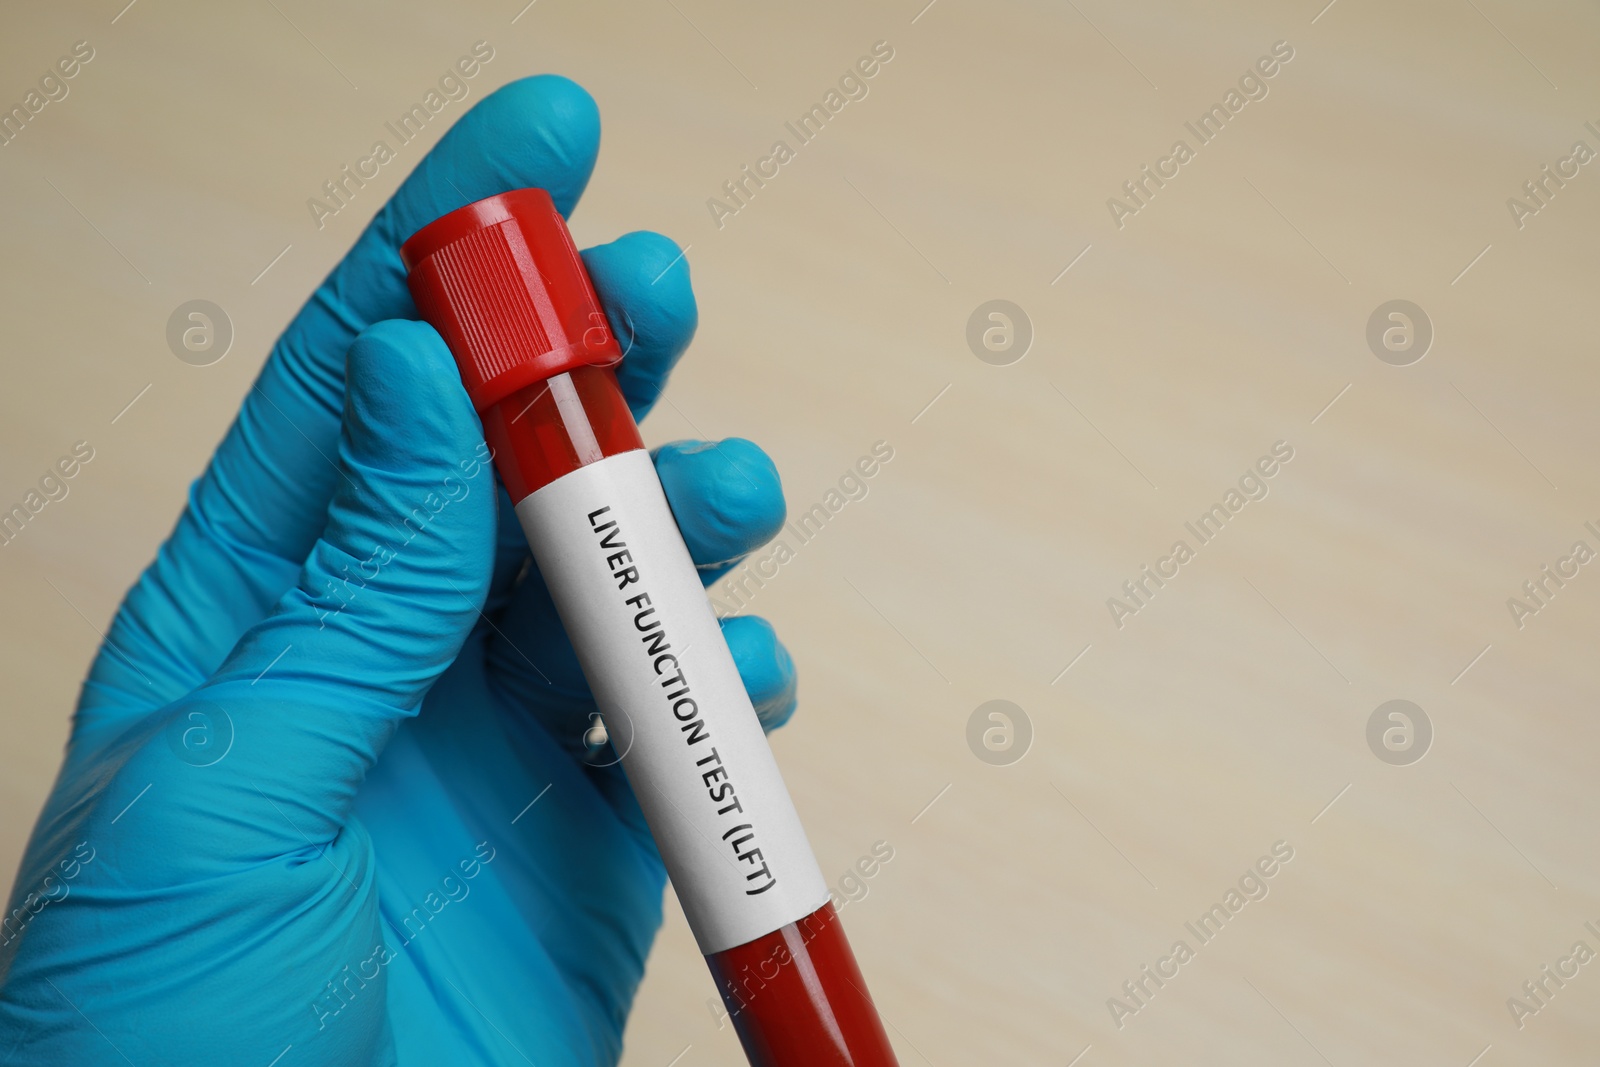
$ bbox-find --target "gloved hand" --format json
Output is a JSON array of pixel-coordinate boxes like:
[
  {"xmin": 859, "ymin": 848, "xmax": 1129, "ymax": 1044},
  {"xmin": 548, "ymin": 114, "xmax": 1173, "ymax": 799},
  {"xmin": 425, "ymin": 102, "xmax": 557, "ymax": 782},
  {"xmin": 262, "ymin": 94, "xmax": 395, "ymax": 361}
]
[{"xmin": 0, "ymin": 75, "xmax": 797, "ymax": 1067}]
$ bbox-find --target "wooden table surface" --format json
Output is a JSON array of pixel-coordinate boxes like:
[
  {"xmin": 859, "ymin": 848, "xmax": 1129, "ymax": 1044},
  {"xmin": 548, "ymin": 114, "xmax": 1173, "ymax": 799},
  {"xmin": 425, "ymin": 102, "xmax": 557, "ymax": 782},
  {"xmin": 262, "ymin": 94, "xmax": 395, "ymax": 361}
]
[{"xmin": 3, "ymin": 1, "xmax": 1598, "ymax": 1063}]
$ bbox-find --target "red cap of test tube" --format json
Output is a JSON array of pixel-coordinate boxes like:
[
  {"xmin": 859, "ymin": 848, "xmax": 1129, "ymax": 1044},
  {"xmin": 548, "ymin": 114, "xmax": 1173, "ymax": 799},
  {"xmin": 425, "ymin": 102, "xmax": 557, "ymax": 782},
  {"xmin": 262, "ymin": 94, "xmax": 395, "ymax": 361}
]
[{"xmin": 400, "ymin": 188, "xmax": 622, "ymax": 413}]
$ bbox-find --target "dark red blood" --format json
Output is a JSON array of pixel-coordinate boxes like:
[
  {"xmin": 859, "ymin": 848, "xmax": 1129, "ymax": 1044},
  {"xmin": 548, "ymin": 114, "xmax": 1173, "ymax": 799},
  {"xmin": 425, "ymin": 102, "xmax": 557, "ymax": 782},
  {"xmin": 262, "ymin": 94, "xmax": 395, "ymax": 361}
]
[
  {"xmin": 481, "ymin": 364, "xmax": 644, "ymax": 504},
  {"xmin": 707, "ymin": 903, "xmax": 900, "ymax": 1066}
]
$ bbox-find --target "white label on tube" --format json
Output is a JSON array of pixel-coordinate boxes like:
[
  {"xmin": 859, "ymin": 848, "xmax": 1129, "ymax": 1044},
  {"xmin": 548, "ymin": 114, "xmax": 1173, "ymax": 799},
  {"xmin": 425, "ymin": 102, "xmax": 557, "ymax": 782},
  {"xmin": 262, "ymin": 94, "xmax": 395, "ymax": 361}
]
[{"xmin": 515, "ymin": 448, "xmax": 830, "ymax": 955}]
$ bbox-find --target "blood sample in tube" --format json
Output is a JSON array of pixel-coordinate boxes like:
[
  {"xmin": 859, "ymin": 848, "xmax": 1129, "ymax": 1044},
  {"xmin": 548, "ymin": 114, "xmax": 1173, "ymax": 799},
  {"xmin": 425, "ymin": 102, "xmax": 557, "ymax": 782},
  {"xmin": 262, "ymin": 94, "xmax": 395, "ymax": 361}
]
[{"xmin": 403, "ymin": 189, "xmax": 898, "ymax": 1067}]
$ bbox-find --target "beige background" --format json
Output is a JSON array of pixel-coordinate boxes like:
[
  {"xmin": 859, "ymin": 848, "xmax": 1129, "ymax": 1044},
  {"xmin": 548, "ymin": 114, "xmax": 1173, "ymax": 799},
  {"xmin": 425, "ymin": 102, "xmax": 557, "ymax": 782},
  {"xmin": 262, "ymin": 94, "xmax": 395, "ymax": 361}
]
[{"xmin": 3, "ymin": 0, "xmax": 1599, "ymax": 1063}]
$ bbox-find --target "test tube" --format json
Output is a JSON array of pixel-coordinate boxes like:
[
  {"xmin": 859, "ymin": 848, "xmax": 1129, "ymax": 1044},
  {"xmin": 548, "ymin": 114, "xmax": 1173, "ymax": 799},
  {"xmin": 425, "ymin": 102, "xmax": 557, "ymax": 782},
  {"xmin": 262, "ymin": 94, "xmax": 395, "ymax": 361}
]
[{"xmin": 402, "ymin": 189, "xmax": 898, "ymax": 1067}]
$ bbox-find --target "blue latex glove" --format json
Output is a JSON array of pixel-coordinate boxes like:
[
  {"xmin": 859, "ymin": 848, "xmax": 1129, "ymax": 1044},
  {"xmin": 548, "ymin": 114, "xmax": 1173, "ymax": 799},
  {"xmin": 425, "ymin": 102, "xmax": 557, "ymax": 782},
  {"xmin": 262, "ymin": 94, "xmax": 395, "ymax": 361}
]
[{"xmin": 0, "ymin": 75, "xmax": 798, "ymax": 1067}]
